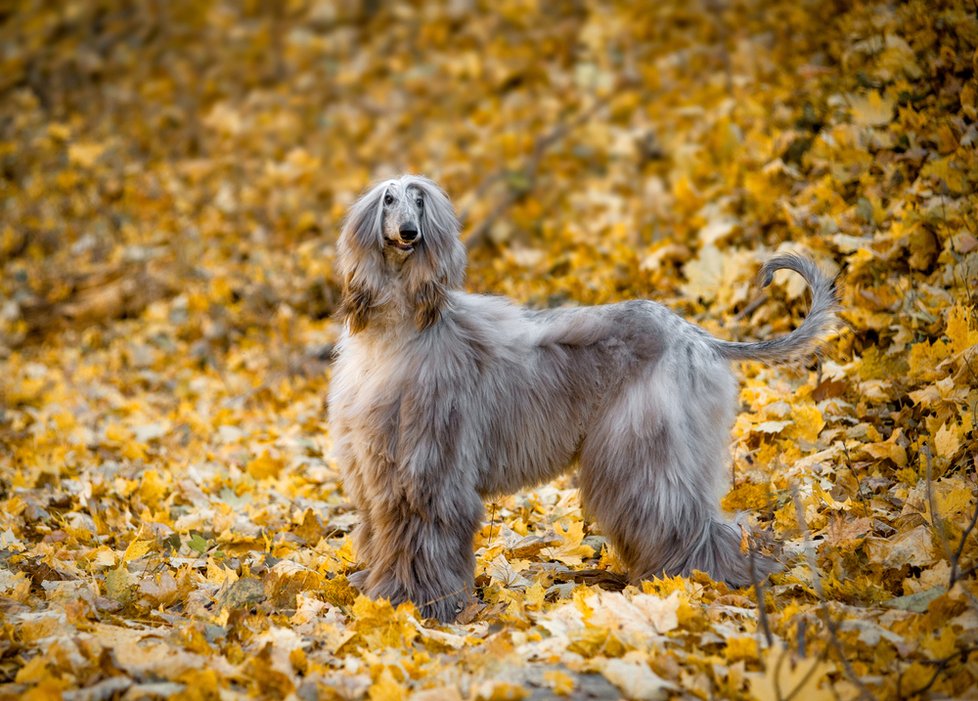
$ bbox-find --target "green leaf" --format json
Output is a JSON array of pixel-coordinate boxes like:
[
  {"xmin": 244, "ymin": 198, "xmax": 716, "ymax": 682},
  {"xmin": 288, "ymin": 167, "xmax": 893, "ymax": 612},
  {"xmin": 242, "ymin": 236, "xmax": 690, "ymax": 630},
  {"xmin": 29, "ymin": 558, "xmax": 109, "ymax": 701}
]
[
  {"xmin": 188, "ymin": 533, "xmax": 209, "ymax": 555},
  {"xmin": 884, "ymin": 587, "xmax": 944, "ymax": 613}
]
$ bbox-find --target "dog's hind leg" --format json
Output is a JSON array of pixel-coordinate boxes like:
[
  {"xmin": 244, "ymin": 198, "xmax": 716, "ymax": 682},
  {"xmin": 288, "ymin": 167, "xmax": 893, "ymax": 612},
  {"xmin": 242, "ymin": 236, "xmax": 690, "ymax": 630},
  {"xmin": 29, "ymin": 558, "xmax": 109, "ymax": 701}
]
[
  {"xmin": 346, "ymin": 519, "xmax": 374, "ymax": 590},
  {"xmin": 578, "ymin": 345, "xmax": 778, "ymax": 587}
]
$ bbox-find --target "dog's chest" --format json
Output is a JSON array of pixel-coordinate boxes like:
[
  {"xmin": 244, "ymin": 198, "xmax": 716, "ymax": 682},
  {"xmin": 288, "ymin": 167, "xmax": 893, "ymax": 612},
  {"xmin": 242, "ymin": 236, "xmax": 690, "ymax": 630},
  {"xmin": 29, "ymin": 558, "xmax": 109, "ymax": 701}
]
[{"xmin": 331, "ymin": 332, "xmax": 412, "ymax": 434}]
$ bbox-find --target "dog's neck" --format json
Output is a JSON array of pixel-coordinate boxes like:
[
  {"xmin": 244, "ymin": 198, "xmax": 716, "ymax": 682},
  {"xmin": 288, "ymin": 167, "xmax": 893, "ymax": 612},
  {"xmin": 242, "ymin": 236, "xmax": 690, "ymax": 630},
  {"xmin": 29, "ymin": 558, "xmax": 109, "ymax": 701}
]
[
  {"xmin": 344, "ymin": 249, "xmax": 455, "ymax": 337},
  {"xmin": 367, "ymin": 299, "xmax": 417, "ymax": 334},
  {"xmin": 383, "ymin": 245, "xmax": 413, "ymax": 268},
  {"xmin": 361, "ymin": 271, "xmax": 422, "ymax": 336}
]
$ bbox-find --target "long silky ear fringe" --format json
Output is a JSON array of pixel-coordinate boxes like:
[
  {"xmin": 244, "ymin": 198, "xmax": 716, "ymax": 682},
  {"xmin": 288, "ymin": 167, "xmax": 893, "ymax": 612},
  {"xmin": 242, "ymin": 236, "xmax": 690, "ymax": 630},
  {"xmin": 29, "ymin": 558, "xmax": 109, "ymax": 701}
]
[
  {"xmin": 339, "ymin": 281, "xmax": 374, "ymax": 334},
  {"xmin": 414, "ymin": 280, "xmax": 446, "ymax": 331}
]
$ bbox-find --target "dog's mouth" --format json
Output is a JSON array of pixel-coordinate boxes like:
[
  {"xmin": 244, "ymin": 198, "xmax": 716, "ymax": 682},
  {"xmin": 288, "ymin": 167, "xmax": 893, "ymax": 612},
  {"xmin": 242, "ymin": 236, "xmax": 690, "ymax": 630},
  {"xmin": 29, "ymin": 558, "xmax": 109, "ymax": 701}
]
[{"xmin": 384, "ymin": 238, "xmax": 415, "ymax": 253}]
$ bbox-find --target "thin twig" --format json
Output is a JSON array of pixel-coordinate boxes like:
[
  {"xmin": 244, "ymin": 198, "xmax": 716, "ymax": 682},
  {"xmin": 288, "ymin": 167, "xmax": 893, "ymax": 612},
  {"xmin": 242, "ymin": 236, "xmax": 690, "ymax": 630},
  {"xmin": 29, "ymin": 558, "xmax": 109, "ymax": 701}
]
[
  {"xmin": 486, "ymin": 502, "xmax": 497, "ymax": 550},
  {"xmin": 921, "ymin": 444, "xmax": 957, "ymax": 586},
  {"xmin": 792, "ymin": 487, "xmax": 875, "ymax": 701},
  {"xmin": 840, "ymin": 441, "xmax": 865, "ymax": 504},
  {"xmin": 950, "ymin": 489, "xmax": 978, "ymax": 589},
  {"xmin": 901, "ymin": 645, "xmax": 978, "ymax": 698},
  {"xmin": 748, "ymin": 542, "xmax": 774, "ymax": 649},
  {"xmin": 958, "ymin": 349, "xmax": 978, "ymax": 430},
  {"xmin": 733, "ymin": 292, "xmax": 769, "ymax": 322},
  {"xmin": 772, "ymin": 645, "xmax": 788, "ymax": 701},
  {"xmin": 781, "ymin": 648, "xmax": 832, "ymax": 701},
  {"xmin": 796, "ymin": 617, "xmax": 808, "ymax": 659},
  {"xmin": 419, "ymin": 584, "xmax": 471, "ymax": 617}
]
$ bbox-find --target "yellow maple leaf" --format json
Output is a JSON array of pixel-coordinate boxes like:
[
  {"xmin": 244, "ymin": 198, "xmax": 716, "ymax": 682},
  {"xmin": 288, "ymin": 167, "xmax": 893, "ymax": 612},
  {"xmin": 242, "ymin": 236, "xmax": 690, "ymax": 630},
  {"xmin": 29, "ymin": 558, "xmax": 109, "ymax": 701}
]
[
  {"xmin": 813, "ymin": 482, "xmax": 853, "ymax": 512},
  {"xmin": 907, "ymin": 339, "xmax": 954, "ymax": 382},
  {"xmin": 929, "ymin": 477, "xmax": 975, "ymax": 520},
  {"xmin": 543, "ymin": 669, "xmax": 575, "ymax": 696},
  {"xmin": 862, "ymin": 428, "xmax": 908, "ymax": 468},
  {"xmin": 922, "ymin": 626, "xmax": 958, "ymax": 659},
  {"xmin": 14, "ymin": 655, "xmax": 50, "ymax": 684},
  {"xmin": 207, "ymin": 559, "xmax": 238, "ymax": 586},
  {"xmin": 747, "ymin": 644, "xmax": 834, "ymax": 701},
  {"xmin": 139, "ymin": 469, "xmax": 167, "ymax": 506},
  {"xmin": 921, "ymin": 155, "xmax": 968, "ymax": 193},
  {"xmin": 541, "ymin": 521, "xmax": 594, "ymax": 566},
  {"xmin": 23, "ymin": 678, "xmax": 70, "ymax": 701},
  {"xmin": 122, "ymin": 538, "xmax": 154, "ymax": 563},
  {"xmin": 945, "ymin": 304, "xmax": 978, "ymax": 355},
  {"xmin": 174, "ymin": 668, "xmax": 221, "ymax": 701},
  {"xmin": 103, "ymin": 422, "xmax": 132, "ymax": 444},
  {"xmin": 934, "ymin": 422, "xmax": 961, "ymax": 460},
  {"xmin": 474, "ymin": 681, "xmax": 529, "ymax": 701},
  {"xmin": 369, "ymin": 668, "xmax": 406, "ymax": 701},
  {"xmin": 67, "ymin": 141, "xmax": 106, "ymax": 168},
  {"xmin": 524, "ymin": 581, "xmax": 546, "ymax": 610},
  {"xmin": 121, "ymin": 440, "xmax": 148, "ymax": 461},
  {"xmin": 89, "ymin": 545, "xmax": 117, "ymax": 569},
  {"xmin": 725, "ymin": 636, "xmax": 758, "ymax": 662},
  {"xmin": 962, "ymin": 82, "xmax": 978, "ymax": 120},
  {"xmin": 246, "ymin": 451, "xmax": 285, "ymax": 480},
  {"xmin": 723, "ymin": 482, "xmax": 772, "ymax": 511},
  {"xmin": 787, "ymin": 404, "xmax": 825, "ymax": 443},
  {"xmin": 352, "ymin": 595, "xmax": 419, "ymax": 648},
  {"xmin": 850, "ymin": 91, "xmax": 894, "ymax": 126},
  {"xmin": 681, "ymin": 244, "xmax": 723, "ymax": 302}
]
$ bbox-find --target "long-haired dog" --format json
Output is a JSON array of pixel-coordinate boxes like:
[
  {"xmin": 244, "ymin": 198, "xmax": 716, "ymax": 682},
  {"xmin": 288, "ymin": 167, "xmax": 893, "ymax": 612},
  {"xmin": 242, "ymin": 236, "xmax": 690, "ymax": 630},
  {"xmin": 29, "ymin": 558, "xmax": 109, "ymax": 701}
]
[{"xmin": 328, "ymin": 174, "xmax": 837, "ymax": 622}]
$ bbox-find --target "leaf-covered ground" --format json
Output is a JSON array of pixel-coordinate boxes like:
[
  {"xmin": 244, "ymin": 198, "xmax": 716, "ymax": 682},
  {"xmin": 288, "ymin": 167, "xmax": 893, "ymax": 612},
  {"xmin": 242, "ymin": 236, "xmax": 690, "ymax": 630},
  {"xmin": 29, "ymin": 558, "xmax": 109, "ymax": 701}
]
[{"xmin": 2, "ymin": 1, "xmax": 977, "ymax": 699}]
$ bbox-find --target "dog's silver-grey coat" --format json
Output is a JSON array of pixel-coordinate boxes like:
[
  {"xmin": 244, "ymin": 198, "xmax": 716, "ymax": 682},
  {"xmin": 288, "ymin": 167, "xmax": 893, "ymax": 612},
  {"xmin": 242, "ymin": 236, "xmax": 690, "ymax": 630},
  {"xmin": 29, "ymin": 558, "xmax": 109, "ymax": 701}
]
[{"xmin": 328, "ymin": 174, "xmax": 837, "ymax": 622}]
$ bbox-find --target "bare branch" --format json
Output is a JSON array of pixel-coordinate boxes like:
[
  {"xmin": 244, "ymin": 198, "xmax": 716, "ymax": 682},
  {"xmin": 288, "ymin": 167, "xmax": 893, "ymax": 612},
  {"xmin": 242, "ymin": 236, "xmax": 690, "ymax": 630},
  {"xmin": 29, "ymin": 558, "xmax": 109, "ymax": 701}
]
[
  {"xmin": 749, "ymin": 542, "xmax": 774, "ymax": 649},
  {"xmin": 462, "ymin": 93, "xmax": 622, "ymax": 251}
]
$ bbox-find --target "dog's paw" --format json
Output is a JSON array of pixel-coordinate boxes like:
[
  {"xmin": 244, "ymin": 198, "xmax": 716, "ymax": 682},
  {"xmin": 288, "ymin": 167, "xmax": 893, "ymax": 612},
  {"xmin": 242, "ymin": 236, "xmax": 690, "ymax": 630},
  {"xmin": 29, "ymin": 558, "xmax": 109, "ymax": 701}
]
[
  {"xmin": 347, "ymin": 568, "xmax": 371, "ymax": 591},
  {"xmin": 417, "ymin": 590, "xmax": 471, "ymax": 624},
  {"xmin": 691, "ymin": 520, "xmax": 778, "ymax": 588}
]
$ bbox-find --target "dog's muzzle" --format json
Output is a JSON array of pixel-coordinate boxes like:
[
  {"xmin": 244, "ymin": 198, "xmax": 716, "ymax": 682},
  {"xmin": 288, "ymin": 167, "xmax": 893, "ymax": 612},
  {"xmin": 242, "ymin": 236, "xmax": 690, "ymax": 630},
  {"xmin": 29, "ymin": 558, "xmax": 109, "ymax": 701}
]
[
  {"xmin": 399, "ymin": 223, "xmax": 419, "ymax": 242},
  {"xmin": 385, "ymin": 223, "xmax": 419, "ymax": 253}
]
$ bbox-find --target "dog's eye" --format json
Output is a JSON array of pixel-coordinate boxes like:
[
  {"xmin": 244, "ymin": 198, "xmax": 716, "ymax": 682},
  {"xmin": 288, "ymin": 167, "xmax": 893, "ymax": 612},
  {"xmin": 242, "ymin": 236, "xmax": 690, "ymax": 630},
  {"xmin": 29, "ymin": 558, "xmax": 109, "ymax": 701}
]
[
  {"xmin": 415, "ymin": 196, "xmax": 423, "ymax": 208},
  {"xmin": 384, "ymin": 193, "xmax": 394, "ymax": 205}
]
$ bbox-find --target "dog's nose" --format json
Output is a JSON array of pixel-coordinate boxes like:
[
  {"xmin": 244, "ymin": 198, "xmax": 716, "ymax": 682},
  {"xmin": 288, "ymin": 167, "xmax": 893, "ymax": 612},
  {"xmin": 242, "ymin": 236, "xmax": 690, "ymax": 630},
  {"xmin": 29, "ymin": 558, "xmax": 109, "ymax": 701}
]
[{"xmin": 400, "ymin": 224, "xmax": 419, "ymax": 242}]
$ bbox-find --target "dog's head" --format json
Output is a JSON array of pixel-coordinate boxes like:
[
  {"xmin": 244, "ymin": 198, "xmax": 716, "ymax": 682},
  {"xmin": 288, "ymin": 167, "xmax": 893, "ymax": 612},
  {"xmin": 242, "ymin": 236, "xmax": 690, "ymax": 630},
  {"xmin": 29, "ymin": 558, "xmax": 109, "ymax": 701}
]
[{"xmin": 337, "ymin": 175, "xmax": 465, "ymax": 333}]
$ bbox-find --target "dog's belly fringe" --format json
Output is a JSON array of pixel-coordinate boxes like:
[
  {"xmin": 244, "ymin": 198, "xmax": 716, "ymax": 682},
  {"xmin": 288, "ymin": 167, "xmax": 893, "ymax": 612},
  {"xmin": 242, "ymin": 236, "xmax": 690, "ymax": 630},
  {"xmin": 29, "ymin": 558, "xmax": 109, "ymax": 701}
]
[{"xmin": 330, "ymin": 293, "xmax": 704, "ymax": 501}]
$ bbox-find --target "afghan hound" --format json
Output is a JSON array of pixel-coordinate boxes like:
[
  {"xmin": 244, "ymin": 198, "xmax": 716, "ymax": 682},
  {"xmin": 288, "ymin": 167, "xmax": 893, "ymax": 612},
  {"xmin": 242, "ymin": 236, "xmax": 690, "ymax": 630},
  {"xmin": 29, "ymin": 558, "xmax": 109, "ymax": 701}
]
[{"xmin": 327, "ymin": 174, "xmax": 837, "ymax": 622}]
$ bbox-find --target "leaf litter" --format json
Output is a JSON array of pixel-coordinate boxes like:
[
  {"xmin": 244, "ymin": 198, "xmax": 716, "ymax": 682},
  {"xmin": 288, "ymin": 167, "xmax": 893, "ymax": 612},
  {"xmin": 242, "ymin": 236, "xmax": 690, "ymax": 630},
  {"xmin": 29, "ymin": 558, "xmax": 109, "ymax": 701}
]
[{"xmin": 1, "ymin": 1, "xmax": 977, "ymax": 699}]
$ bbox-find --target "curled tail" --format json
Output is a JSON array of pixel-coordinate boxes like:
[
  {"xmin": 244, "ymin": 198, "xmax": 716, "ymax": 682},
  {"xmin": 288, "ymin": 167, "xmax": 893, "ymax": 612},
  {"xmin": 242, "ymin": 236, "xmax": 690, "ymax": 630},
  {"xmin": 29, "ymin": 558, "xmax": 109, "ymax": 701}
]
[{"xmin": 710, "ymin": 254, "xmax": 839, "ymax": 363}]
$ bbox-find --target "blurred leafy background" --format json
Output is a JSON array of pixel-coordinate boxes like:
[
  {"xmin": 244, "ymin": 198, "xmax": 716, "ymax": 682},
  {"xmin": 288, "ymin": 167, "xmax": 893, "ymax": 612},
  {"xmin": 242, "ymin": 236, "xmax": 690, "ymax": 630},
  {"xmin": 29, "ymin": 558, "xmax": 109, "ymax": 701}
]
[{"xmin": 1, "ymin": 1, "xmax": 977, "ymax": 699}]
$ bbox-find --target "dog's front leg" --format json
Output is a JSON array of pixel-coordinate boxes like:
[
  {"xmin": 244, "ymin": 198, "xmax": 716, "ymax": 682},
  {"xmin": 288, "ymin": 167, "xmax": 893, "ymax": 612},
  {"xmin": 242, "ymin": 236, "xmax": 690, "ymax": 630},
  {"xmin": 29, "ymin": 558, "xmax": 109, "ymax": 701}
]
[
  {"xmin": 361, "ymin": 487, "xmax": 482, "ymax": 622},
  {"xmin": 362, "ymin": 387, "xmax": 483, "ymax": 622},
  {"xmin": 334, "ymin": 446, "xmax": 378, "ymax": 589}
]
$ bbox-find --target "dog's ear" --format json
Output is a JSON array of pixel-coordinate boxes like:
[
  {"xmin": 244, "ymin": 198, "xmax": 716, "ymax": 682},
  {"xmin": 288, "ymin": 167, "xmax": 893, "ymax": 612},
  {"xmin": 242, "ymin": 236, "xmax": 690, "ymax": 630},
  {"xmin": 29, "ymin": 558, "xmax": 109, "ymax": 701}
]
[
  {"xmin": 340, "ymin": 181, "xmax": 387, "ymax": 258},
  {"xmin": 339, "ymin": 275, "xmax": 375, "ymax": 334},
  {"xmin": 413, "ymin": 280, "xmax": 447, "ymax": 331},
  {"xmin": 336, "ymin": 181, "xmax": 388, "ymax": 333},
  {"xmin": 406, "ymin": 177, "xmax": 466, "ymax": 330}
]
